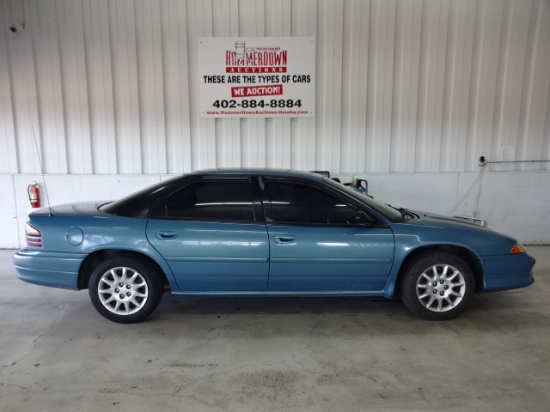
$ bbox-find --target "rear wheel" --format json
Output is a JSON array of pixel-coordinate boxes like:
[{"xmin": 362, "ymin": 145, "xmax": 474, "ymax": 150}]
[
  {"xmin": 401, "ymin": 252, "xmax": 474, "ymax": 320},
  {"xmin": 88, "ymin": 256, "xmax": 164, "ymax": 323}
]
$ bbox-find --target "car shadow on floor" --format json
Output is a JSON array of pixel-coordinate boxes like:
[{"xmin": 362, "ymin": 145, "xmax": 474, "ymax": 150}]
[
  {"xmin": 158, "ymin": 294, "xmax": 402, "ymax": 316},
  {"xmin": 144, "ymin": 290, "xmax": 542, "ymax": 337}
]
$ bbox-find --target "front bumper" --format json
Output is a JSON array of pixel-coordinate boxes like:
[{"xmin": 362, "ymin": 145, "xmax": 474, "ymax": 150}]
[
  {"xmin": 480, "ymin": 252, "xmax": 536, "ymax": 293},
  {"xmin": 13, "ymin": 249, "xmax": 87, "ymax": 290}
]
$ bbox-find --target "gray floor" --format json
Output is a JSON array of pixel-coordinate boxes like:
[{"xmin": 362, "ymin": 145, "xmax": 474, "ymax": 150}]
[{"xmin": 0, "ymin": 248, "xmax": 549, "ymax": 412}]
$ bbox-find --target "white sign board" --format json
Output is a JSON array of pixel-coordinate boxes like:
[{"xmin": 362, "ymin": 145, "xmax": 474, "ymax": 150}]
[{"xmin": 198, "ymin": 37, "xmax": 315, "ymax": 118}]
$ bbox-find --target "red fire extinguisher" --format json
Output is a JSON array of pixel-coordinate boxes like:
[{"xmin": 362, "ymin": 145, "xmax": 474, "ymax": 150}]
[{"xmin": 28, "ymin": 182, "xmax": 40, "ymax": 208}]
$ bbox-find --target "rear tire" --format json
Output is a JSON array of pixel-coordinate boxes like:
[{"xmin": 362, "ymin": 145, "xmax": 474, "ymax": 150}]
[
  {"xmin": 88, "ymin": 256, "xmax": 164, "ymax": 323},
  {"xmin": 401, "ymin": 252, "xmax": 474, "ymax": 320}
]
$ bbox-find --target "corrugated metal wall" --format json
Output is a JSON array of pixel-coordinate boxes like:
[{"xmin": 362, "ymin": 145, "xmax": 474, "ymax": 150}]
[{"xmin": 1, "ymin": 0, "xmax": 549, "ymax": 176}]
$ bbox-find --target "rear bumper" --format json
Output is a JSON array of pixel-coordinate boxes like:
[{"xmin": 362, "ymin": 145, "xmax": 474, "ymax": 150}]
[
  {"xmin": 480, "ymin": 253, "xmax": 536, "ymax": 293},
  {"xmin": 13, "ymin": 249, "xmax": 87, "ymax": 290}
]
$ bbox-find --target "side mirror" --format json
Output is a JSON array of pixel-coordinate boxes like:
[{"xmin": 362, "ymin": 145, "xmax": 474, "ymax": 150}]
[
  {"xmin": 352, "ymin": 210, "xmax": 371, "ymax": 224},
  {"xmin": 351, "ymin": 177, "xmax": 368, "ymax": 195},
  {"xmin": 351, "ymin": 210, "xmax": 385, "ymax": 227}
]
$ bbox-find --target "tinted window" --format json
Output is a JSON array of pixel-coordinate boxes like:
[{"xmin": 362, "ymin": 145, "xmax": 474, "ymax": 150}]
[
  {"xmin": 322, "ymin": 177, "xmax": 402, "ymax": 223},
  {"xmin": 100, "ymin": 175, "xmax": 190, "ymax": 217},
  {"xmin": 265, "ymin": 181, "xmax": 361, "ymax": 225},
  {"xmin": 150, "ymin": 180, "xmax": 255, "ymax": 222}
]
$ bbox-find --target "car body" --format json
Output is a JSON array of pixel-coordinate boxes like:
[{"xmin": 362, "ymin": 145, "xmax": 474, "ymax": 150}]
[{"xmin": 14, "ymin": 168, "xmax": 535, "ymax": 323}]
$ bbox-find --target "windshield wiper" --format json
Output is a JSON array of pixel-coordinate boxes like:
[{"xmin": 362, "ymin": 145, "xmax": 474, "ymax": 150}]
[
  {"xmin": 387, "ymin": 204, "xmax": 409, "ymax": 222},
  {"xmin": 398, "ymin": 208, "xmax": 409, "ymax": 222}
]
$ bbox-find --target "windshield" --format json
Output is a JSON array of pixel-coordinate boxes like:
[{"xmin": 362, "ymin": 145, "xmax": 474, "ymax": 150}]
[{"xmin": 323, "ymin": 177, "xmax": 403, "ymax": 223}]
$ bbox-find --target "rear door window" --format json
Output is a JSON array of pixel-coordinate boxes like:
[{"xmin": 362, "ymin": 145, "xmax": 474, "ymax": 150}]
[{"xmin": 150, "ymin": 180, "xmax": 256, "ymax": 222}]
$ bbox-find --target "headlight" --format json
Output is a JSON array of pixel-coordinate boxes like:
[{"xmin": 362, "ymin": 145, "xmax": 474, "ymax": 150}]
[{"xmin": 509, "ymin": 243, "xmax": 525, "ymax": 254}]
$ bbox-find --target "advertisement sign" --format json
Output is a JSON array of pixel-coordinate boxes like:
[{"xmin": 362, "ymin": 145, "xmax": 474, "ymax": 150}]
[{"xmin": 198, "ymin": 37, "xmax": 315, "ymax": 118}]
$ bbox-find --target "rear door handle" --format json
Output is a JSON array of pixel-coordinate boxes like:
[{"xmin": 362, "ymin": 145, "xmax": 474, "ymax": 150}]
[
  {"xmin": 156, "ymin": 231, "xmax": 178, "ymax": 240},
  {"xmin": 274, "ymin": 235, "xmax": 296, "ymax": 244}
]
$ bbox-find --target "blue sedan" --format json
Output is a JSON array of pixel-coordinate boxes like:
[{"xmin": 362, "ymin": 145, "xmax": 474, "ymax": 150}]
[{"xmin": 14, "ymin": 169, "xmax": 535, "ymax": 323}]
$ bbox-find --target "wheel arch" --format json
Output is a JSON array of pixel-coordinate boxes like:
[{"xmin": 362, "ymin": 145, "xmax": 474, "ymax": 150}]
[
  {"xmin": 393, "ymin": 245, "xmax": 484, "ymax": 298},
  {"xmin": 77, "ymin": 249, "xmax": 170, "ymax": 290}
]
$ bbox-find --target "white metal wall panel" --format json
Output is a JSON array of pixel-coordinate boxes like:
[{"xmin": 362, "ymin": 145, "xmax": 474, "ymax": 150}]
[{"xmin": 1, "ymin": 0, "xmax": 550, "ymax": 176}]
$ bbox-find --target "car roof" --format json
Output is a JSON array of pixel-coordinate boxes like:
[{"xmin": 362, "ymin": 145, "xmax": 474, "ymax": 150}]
[{"xmin": 188, "ymin": 168, "xmax": 325, "ymax": 181}]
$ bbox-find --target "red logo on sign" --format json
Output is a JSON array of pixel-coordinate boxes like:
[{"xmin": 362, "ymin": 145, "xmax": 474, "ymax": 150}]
[{"xmin": 225, "ymin": 42, "xmax": 288, "ymax": 74}]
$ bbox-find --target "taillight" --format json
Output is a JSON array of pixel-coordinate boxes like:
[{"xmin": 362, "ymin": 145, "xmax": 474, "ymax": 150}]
[{"xmin": 25, "ymin": 223, "xmax": 42, "ymax": 247}]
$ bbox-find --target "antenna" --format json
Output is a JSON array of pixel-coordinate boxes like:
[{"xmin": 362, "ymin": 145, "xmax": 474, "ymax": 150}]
[{"xmin": 31, "ymin": 125, "xmax": 52, "ymax": 216}]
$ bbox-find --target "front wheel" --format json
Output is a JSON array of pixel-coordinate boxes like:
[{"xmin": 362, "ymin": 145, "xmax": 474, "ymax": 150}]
[
  {"xmin": 401, "ymin": 252, "xmax": 475, "ymax": 320},
  {"xmin": 88, "ymin": 256, "xmax": 164, "ymax": 323}
]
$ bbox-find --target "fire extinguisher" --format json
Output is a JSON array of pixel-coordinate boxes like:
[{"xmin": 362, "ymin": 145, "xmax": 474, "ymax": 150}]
[{"xmin": 28, "ymin": 182, "xmax": 40, "ymax": 208}]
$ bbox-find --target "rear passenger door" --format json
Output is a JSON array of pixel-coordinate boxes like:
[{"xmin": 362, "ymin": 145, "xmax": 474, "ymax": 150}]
[{"xmin": 146, "ymin": 177, "xmax": 269, "ymax": 292}]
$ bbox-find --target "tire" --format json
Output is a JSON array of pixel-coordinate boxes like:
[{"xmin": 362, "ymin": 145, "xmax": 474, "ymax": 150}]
[
  {"xmin": 401, "ymin": 252, "xmax": 474, "ymax": 320},
  {"xmin": 88, "ymin": 255, "xmax": 164, "ymax": 323}
]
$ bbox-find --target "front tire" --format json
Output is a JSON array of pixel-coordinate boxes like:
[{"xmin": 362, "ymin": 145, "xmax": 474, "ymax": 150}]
[
  {"xmin": 401, "ymin": 252, "xmax": 474, "ymax": 320},
  {"xmin": 88, "ymin": 256, "xmax": 164, "ymax": 323}
]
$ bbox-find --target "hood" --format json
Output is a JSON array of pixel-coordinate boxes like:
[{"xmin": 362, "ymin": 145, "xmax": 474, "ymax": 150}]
[
  {"xmin": 405, "ymin": 210, "xmax": 495, "ymax": 234},
  {"xmin": 391, "ymin": 210, "xmax": 519, "ymax": 256},
  {"xmin": 417, "ymin": 212, "xmax": 487, "ymax": 228}
]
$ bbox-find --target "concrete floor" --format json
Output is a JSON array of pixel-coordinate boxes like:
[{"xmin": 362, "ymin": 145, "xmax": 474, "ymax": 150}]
[{"xmin": 0, "ymin": 248, "xmax": 549, "ymax": 411}]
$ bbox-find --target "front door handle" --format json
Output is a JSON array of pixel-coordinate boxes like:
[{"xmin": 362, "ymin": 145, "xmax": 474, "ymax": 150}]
[
  {"xmin": 156, "ymin": 231, "xmax": 178, "ymax": 240},
  {"xmin": 274, "ymin": 235, "xmax": 296, "ymax": 244}
]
